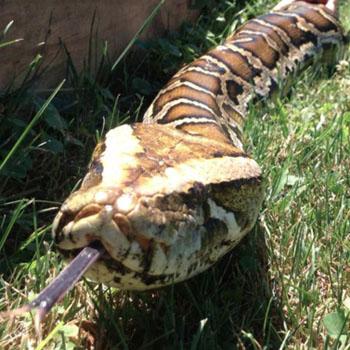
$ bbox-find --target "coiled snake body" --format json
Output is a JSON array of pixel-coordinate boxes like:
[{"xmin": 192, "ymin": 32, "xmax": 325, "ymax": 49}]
[{"xmin": 52, "ymin": 0, "xmax": 344, "ymax": 290}]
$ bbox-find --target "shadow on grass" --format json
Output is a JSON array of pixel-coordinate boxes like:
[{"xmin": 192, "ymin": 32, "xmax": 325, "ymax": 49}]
[{"xmin": 87, "ymin": 224, "xmax": 284, "ymax": 349}]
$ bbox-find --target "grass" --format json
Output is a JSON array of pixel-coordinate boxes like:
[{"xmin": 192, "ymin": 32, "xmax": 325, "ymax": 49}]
[{"xmin": 0, "ymin": 0, "xmax": 349, "ymax": 348}]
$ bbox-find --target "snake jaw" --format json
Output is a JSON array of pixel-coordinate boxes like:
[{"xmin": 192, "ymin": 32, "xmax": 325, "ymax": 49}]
[{"xmin": 52, "ymin": 192, "xmax": 202, "ymax": 288}]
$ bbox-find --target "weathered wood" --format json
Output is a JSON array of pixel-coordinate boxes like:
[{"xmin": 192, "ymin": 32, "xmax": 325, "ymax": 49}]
[{"xmin": 0, "ymin": 0, "xmax": 198, "ymax": 88}]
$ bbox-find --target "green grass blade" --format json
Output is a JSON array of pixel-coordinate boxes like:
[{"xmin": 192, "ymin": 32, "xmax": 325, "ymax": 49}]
[
  {"xmin": 111, "ymin": 0, "xmax": 165, "ymax": 71},
  {"xmin": 35, "ymin": 321, "xmax": 64, "ymax": 350},
  {"xmin": 0, "ymin": 79, "xmax": 65, "ymax": 174},
  {"xmin": 0, "ymin": 38, "xmax": 23, "ymax": 48},
  {"xmin": 0, "ymin": 199, "xmax": 28, "ymax": 251}
]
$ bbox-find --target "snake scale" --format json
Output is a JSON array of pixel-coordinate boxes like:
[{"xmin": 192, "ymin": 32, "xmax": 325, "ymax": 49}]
[{"xmin": 52, "ymin": 0, "xmax": 344, "ymax": 290}]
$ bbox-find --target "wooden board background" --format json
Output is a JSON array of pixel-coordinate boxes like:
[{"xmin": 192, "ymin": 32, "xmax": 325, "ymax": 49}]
[{"xmin": 0, "ymin": 0, "xmax": 198, "ymax": 88}]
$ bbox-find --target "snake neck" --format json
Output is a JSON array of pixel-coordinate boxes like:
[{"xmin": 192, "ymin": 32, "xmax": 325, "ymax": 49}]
[{"xmin": 143, "ymin": 1, "xmax": 344, "ymax": 151}]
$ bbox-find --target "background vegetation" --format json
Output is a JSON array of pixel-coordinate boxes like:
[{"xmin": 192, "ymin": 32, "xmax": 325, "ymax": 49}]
[{"xmin": 0, "ymin": 0, "xmax": 349, "ymax": 348}]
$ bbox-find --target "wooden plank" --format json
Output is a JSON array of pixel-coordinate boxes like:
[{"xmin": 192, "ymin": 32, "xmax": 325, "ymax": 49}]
[{"xmin": 0, "ymin": 0, "xmax": 198, "ymax": 88}]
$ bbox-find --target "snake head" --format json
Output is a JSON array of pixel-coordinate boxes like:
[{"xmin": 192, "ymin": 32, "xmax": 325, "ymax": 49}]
[{"xmin": 52, "ymin": 123, "xmax": 264, "ymax": 290}]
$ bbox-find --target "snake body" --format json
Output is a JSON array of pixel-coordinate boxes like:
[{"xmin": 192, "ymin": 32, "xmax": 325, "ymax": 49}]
[{"xmin": 52, "ymin": 1, "xmax": 344, "ymax": 290}]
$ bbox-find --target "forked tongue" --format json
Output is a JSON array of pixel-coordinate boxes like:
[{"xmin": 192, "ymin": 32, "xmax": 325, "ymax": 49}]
[{"xmin": 0, "ymin": 245, "xmax": 104, "ymax": 335}]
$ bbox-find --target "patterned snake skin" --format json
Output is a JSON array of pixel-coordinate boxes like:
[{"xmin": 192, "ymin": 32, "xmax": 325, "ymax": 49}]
[{"xmin": 52, "ymin": 0, "xmax": 344, "ymax": 290}]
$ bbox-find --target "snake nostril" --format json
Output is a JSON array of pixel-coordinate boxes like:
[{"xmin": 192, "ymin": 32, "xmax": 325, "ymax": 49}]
[
  {"xmin": 52, "ymin": 204, "xmax": 102, "ymax": 244},
  {"xmin": 52, "ymin": 203, "xmax": 104, "ymax": 245},
  {"xmin": 52, "ymin": 210, "xmax": 76, "ymax": 240}
]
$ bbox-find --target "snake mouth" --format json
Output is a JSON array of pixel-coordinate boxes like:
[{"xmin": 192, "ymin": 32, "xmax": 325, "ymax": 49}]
[
  {"xmin": 52, "ymin": 200, "xmax": 166, "ymax": 272},
  {"xmin": 56, "ymin": 240, "xmax": 106, "ymax": 260},
  {"xmin": 56, "ymin": 241, "xmax": 132, "ymax": 279},
  {"xmin": 53, "ymin": 231, "xmax": 142, "ymax": 269}
]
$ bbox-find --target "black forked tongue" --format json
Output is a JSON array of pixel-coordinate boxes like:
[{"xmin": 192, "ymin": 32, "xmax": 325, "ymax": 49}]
[{"xmin": 0, "ymin": 245, "xmax": 104, "ymax": 336}]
